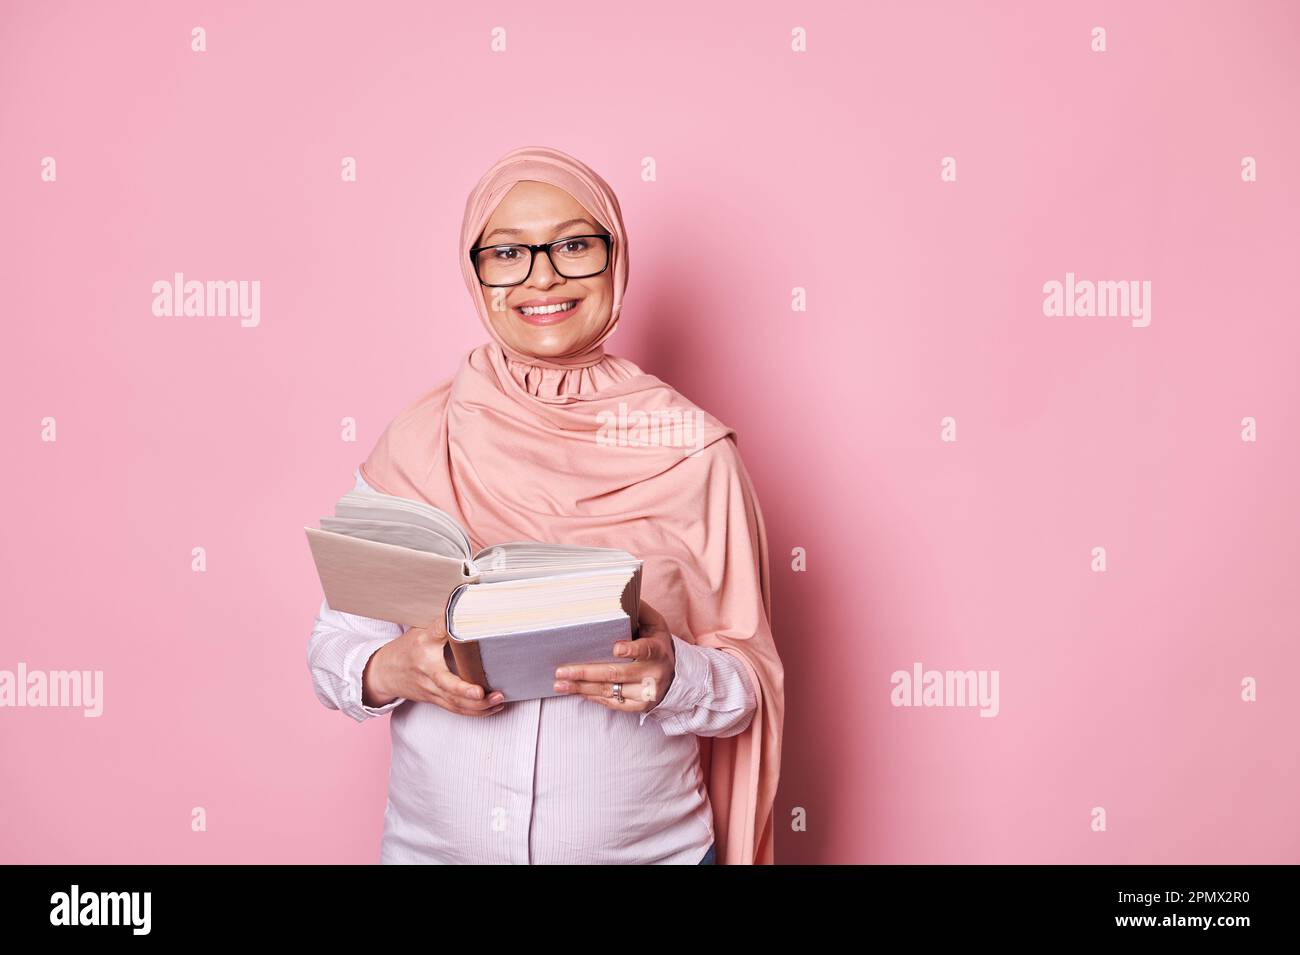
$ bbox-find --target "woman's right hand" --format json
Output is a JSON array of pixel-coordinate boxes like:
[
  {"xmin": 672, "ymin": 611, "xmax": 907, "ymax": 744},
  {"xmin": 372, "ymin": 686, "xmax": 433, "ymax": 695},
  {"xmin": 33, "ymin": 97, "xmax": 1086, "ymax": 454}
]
[{"xmin": 361, "ymin": 619, "xmax": 506, "ymax": 716}]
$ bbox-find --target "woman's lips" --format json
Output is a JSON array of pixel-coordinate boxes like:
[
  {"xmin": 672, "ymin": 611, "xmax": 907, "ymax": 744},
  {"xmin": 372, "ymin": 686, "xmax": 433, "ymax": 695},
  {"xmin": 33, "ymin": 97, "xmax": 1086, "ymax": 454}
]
[{"xmin": 513, "ymin": 298, "xmax": 580, "ymax": 326}]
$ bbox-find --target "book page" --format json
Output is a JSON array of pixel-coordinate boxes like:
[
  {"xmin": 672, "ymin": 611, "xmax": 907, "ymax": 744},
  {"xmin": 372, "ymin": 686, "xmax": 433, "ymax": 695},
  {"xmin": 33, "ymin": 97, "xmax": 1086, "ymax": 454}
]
[
  {"xmin": 319, "ymin": 516, "xmax": 468, "ymax": 559},
  {"xmin": 472, "ymin": 541, "xmax": 638, "ymax": 578},
  {"xmin": 449, "ymin": 566, "xmax": 636, "ymax": 639},
  {"xmin": 334, "ymin": 489, "xmax": 471, "ymax": 559}
]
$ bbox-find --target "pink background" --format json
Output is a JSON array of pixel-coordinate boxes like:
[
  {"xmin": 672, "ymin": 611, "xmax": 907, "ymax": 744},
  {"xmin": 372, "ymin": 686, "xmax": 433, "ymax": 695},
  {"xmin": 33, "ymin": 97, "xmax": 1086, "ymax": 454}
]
[{"xmin": 2, "ymin": 0, "xmax": 1298, "ymax": 864}]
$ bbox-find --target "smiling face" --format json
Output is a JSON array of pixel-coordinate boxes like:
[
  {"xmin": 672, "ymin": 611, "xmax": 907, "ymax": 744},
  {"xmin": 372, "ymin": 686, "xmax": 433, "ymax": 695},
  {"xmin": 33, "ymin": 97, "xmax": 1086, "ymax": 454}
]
[{"xmin": 473, "ymin": 180, "xmax": 614, "ymax": 360}]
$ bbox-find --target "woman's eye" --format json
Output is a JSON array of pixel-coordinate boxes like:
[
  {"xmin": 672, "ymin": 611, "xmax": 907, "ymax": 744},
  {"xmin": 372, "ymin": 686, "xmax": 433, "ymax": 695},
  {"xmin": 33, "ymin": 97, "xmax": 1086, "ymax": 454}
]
[
  {"xmin": 494, "ymin": 247, "xmax": 521, "ymax": 261},
  {"xmin": 557, "ymin": 239, "xmax": 588, "ymax": 255}
]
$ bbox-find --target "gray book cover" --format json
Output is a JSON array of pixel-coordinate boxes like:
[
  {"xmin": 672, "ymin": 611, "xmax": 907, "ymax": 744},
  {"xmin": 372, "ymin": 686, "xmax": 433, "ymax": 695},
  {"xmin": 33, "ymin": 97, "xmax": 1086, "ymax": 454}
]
[{"xmin": 446, "ymin": 613, "xmax": 634, "ymax": 703}]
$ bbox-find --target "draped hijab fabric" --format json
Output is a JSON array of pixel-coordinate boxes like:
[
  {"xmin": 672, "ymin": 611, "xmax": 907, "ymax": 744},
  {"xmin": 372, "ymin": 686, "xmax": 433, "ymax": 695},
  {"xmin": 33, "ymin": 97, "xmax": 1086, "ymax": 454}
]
[{"xmin": 359, "ymin": 145, "xmax": 784, "ymax": 864}]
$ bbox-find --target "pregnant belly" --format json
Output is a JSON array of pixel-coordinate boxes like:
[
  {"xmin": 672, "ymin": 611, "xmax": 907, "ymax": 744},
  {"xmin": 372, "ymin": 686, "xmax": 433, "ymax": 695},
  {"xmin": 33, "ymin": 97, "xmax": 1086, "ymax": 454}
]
[{"xmin": 383, "ymin": 694, "xmax": 712, "ymax": 863}]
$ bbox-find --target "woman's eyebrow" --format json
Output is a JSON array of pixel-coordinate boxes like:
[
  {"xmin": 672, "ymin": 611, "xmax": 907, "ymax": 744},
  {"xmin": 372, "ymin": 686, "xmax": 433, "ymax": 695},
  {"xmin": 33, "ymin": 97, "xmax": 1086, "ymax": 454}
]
[{"xmin": 482, "ymin": 218, "xmax": 597, "ymax": 243}]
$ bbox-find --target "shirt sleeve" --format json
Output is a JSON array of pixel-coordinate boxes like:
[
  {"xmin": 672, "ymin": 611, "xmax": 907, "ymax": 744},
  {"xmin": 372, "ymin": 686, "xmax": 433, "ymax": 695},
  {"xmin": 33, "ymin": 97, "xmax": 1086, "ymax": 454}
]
[
  {"xmin": 305, "ymin": 468, "xmax": 408, "ymax": 722},
  {"xmin": 638, "ymin": 634, "xmax": 758, "ymax": 738}
]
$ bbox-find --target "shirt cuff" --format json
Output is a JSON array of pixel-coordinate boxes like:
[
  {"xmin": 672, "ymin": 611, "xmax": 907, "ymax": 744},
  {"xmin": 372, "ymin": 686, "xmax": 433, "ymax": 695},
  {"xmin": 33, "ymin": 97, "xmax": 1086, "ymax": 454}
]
[
  {"xmin": 343, "ymin": 636, "xmax": 406, "ymax": 720},
  {"xmin": 639, "ymin": 633, "xmax": 710, "ymax": 727}
]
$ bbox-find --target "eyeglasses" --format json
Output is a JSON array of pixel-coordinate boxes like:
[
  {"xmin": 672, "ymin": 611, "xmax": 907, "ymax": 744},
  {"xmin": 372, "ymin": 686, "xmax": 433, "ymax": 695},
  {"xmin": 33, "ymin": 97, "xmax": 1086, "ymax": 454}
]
[{"xmin": 469, "ymin": 233, "xmax": 611, "ymax": 287}]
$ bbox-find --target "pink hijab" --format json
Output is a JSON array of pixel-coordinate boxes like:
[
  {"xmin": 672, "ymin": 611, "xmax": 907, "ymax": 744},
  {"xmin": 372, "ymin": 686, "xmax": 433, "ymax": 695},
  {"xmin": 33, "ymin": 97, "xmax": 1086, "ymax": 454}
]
[{"xmin": 360, "ymin": 145, "xmax": 784, "ymax": 864}]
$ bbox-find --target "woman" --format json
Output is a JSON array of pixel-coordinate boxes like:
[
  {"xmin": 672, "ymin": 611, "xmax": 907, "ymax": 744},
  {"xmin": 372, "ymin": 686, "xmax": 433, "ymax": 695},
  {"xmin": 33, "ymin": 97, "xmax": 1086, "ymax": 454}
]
[{"xmin": 307, "ymin": 146, "xmax": 784, "ymax": 864}]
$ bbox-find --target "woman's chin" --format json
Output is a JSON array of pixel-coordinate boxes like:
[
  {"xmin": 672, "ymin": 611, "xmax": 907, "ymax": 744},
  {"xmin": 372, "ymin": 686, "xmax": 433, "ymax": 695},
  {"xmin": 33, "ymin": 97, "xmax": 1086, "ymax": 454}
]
[{"xmin": 499, "ymin": 322, "xmax": 601, "ymax": 360}]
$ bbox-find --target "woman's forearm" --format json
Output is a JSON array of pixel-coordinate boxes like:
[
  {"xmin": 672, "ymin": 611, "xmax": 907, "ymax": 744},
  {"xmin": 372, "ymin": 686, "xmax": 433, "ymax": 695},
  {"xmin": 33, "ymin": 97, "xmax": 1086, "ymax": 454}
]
[
  {"xmin": 639, "ymin": 635, "xmax": 757, "ymax": 738},
  {"xmin": 307, "ymin": 597, "xmax": 407, "ymax": 721}
]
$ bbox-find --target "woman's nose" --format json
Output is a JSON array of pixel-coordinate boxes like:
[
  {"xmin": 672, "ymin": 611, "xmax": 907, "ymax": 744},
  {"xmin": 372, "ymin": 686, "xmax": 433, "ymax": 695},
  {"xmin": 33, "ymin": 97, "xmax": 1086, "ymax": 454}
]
[{"xmin": 526, "ymin": 250, "xmax": 562, "ymax": 287}]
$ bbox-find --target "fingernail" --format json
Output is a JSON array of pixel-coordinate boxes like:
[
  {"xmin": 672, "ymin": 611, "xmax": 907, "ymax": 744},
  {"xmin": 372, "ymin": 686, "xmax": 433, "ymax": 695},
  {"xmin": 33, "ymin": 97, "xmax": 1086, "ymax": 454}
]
[
  {"xmin": 555, "ymin": 668, "xmax": 570, "ymax": 678},
  {"xmin": 554, "ymin": 681, "xmax": 569, "ymax": 691},
  {"xmin": 490, "ymin": 693, "xmax": 504, "ymax": 703}
]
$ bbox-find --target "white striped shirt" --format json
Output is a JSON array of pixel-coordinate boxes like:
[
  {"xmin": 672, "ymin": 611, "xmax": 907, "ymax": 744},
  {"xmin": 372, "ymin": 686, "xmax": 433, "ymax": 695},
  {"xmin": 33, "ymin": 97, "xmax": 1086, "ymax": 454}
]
[{"xmin": 306, "ymin": 469, "xmax": 758, "ymax": 864}]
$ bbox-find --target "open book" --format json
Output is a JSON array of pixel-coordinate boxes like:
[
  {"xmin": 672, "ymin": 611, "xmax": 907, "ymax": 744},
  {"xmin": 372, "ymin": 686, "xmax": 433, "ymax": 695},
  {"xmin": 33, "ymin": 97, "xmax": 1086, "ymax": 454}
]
[{"xmin": 305, "ymin": 487, "xmax": 642, "ymax": 702}]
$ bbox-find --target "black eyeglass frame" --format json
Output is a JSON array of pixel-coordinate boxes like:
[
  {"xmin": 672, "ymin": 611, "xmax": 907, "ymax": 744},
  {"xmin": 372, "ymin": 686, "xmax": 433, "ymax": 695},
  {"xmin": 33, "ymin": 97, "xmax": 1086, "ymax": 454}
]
[{"xmin": 468, "ymin": 233, "xmax": 613, "ymax": 288}]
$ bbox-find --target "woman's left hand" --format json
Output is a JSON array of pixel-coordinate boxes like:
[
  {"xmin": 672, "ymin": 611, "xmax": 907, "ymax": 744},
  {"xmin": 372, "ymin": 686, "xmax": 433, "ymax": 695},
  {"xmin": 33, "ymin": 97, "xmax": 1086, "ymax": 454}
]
[{"xmin": 553, "ymin": 599, "xmax": 675, "ymax": 713}]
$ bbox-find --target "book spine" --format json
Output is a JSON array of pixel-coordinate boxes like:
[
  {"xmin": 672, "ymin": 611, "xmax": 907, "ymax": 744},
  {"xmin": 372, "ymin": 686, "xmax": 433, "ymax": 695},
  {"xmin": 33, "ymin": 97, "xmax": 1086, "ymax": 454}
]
[
  {"xmin": 446, "ymin": 640, "xmax": 490, "ymax": 691},
  {"xmin": 620, "ymin": 565, "xmax": 642, "ymax": 632},
  {"xmin": 444, "ymin": 584, "xmax": 491, "ymax": 690}
]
